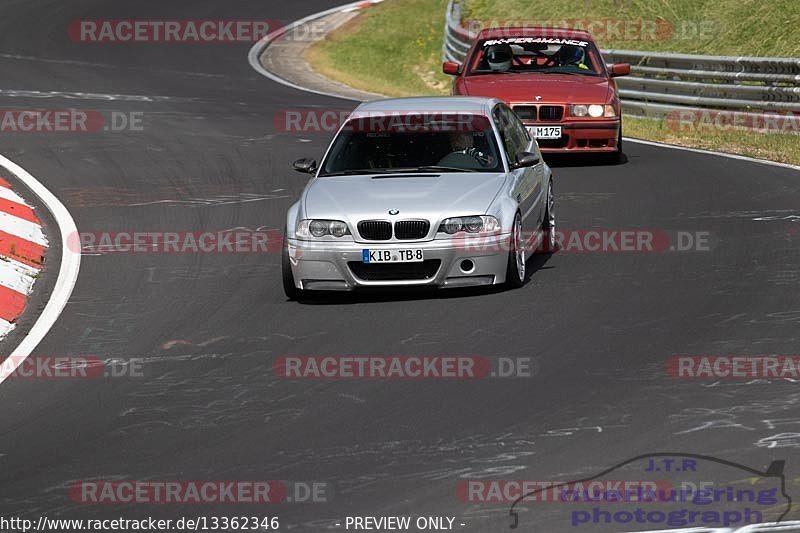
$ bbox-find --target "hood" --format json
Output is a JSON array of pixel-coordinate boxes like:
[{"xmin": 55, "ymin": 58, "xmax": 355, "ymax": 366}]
[
  {"xmin": 460, "ymin": 73, "xmax": 611, "ymax": 103},
  {"xmin": 303, "ymin": 172, "xmax": 506, "ymax": 223}
]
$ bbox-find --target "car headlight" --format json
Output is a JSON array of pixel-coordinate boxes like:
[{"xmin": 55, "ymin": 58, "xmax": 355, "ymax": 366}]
[
  {"xmin": 588, "ymin": 104, "xmax": 605, "ymax": 117},
  {"xmin": 570, "ymin": 104, "xmax": 617, "ymax": 118},
  {"xmin": 571, "ymin": 104, "xmax": 589, "ymax": 117},
  {"xmin": 296, "ymin": 219, "xmax": 351, "ymax": 238},
  {"xmin": 438, "ymin": 215, "xmax": 500, "ymax": 234}
]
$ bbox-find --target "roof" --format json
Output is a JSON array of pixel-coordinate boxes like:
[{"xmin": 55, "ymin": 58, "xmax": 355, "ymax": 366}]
[
  {"xmin": 353, "ymin": 96, "xmax": 500, "ymax": 115},
  {"xmin": 477, "ymin": 27, "xmax": 595, "ymax": 41}
]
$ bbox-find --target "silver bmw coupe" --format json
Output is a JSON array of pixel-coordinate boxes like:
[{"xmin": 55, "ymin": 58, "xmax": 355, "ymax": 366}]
[{"xmin": 282, "ymin": 96, "xmax": 555, "ymax": 298}]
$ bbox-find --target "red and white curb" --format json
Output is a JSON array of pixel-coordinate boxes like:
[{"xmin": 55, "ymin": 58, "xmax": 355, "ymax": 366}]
[
  {"xmin": 0, "ymin": 175, "xmax": 48, "ymax": 339},
  {"xmin": 0, "ymin": 153, "xmax": 80, "ymax": 387}
]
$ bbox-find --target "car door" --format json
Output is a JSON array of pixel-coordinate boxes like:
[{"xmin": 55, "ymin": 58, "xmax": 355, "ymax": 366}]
[{"xmin": 495, "ymin": 104, "xmax": 539, "ymax": 234}]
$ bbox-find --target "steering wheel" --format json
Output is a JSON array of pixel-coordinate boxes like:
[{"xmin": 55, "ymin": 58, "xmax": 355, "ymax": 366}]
[{"xmin": 464, "ymin": 148, "xmax": 495, "ymax": 167}]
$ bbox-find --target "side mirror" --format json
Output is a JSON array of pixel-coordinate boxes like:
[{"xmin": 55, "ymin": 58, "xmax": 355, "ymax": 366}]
[
  {"xmin": 609, "ymin": 63, "xmax": 631, "ymax": 77},
  {"xmin": 442, "ymin": 61, "xmax": 462, "ymax": 75},
  {"xmin": 292, "ymin": 158, "xmax": 317, "ymax": 174},
  {"xmin": 511, "ymin": 152, "xmax": 540, "ymax": 169}
]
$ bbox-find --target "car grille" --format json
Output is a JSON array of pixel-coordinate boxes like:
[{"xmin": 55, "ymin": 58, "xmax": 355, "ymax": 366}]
[
  {"xmin": 358, "ymin": 220, "xmax": 392, "ymax": 240},
  {"xmin": 539, "ymin": 105, "xmax": 564, "ymax": 121},
  {"xmin": 513, "ymin": 105, "xmax": 537, "ymax": 121},
  {"xmin": 394, "ymin": 220, "xmax": 430, "ymax": 240},
  {"xmin": 348, "ymin": 260, "xmax": 441, "ymax": 281}
]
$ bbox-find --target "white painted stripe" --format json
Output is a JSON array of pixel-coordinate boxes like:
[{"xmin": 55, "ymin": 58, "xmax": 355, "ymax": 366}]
[
  {"xmin": 624, "ymin": 137, "xmax": 800, "ymax": 172},
  {"xmin": 0, "ymin": 210, "xmax": 46, "ymax": 246},
  {"xmin": 0, "ymin": 154, "xmax": 81, "ymax": 384},
  {"xmin": 0, "ymin": 318, "xmax": 14, "ymax": 338},
  {"xmin": 0, "ymin": 256, "xmax": 38, "ymax": 294},
  {"xmin": 2, "ymin": 256, "xmax": 40, "ymax": 278},
  {"xmin": 0, "ymin": 184, "xmax": 31, "ymax": 206},
  {"xmin": 342, "ymin": 0, "xmax": 384, "ymax": 12},
  {"xmin": 0, "ymin": 88, "xmax": 173, "ymax": 102}
]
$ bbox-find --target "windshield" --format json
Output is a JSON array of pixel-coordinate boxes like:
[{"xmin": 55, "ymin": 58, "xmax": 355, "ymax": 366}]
[
  {"xmin": 319, "ymin": 113, "xmax": 504, "ymax": 175},
  {"xmin": 469, "ymin": 36, "xmax": 605, "ymax": 76}
]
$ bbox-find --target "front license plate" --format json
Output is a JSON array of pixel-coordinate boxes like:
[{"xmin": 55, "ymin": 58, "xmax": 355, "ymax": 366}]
[
  {"xmin": 362, "ymin": 249, "xmax": 424, "ymax": 263},
  {"xmin": 529, "ymin": 126, "xmax": 562, "ymax": 139}
]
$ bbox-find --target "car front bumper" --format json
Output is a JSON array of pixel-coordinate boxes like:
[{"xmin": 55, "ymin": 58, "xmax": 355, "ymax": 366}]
[
  {"xmin": 527, "ymin": 119, "xmax": 621, "ymax": 153},
  {"xmin": 286, "ymin": 234, "xmax": 512, "ymax": 291}
]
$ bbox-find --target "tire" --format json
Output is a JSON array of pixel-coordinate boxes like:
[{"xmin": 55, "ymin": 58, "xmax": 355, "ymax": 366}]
[
  {"xmin": 281, "ymin": 241, "xmax": 302, "ymax": 300},
  {"xmin": 505, "ymin": 213, "xmax": 526, "ymax": 289},
  {"xmin": 538, "ymin": 179, "xmax": 556, "ymax": 254}
]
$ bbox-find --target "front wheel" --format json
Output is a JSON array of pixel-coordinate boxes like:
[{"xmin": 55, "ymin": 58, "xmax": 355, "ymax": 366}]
[{"xmin": 505, "ymin": 213, "xmax": 526, "ymax": 289}]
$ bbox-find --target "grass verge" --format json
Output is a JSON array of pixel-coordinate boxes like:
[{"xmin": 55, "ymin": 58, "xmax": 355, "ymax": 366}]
[
  {"xmin": 306, "ymin": 0, "xmax": 799, "ymax": 166},
  {"xmin": 624, "ymin": 117, "xmax": 800, "ymax": 166},
  {"xmin": 462, "ymin": 0, "xmax": 800, "ymax": 56}
]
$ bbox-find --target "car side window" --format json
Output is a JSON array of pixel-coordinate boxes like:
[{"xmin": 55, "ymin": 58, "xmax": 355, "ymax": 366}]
[
  {"xmin": 496, "ymin": 105, "xmax": 527, "ymax": 165},
  {"xmin": 492, "ymin": 106, "xmax": 514, "ymax": 165},
  {"xmin": 507, "ymin": 109, "xmax": 539, "ymax": 158},
  {"xmin": 504, "ymin": 106, "xmax": 530, "ymax": 146},
  {"xmin": 511, "ymin": 110, "xmax": 532, "ymax": 145}
]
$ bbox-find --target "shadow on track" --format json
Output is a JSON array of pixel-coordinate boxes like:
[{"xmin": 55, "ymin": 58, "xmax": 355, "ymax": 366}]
[{"xmin": 544, "ymin": 152, "xmax": 629, "ymax": 168}]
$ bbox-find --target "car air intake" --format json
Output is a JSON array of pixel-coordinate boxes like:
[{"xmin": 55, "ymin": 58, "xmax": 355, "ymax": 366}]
[
  {"xmin": 539, "ymin": 105, "xmax": 564, "ymax": 121},
  {"xmin": 513, "ymin": 106, "xmax": 537, "ymax": 121},
  {"xmin": 358, "ymin": 220, "xmax": 392, "ymax": 240},
  {"xmin": 394, "ymin": 220, "xmax": 430, "ymax": 240},
  {"xmin": 348, "ymin": 260, "xmax": 441, "ymax": 281}
]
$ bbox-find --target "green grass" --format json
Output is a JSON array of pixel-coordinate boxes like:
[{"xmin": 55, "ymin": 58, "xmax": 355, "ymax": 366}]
[
  {"xmin": 624, "ymin": 116, "xmax": 800, "ymax": 166},
  {"xmin": 306, "ymin": 0, "xmax": 451, "ymax": 97},
  {"xmin": 306, "ymin": 0, "xmax": 799, "ymax": 165},
  {"xmin": 462, "ymin": 0, "xmax": 800, "ymax": 56}
]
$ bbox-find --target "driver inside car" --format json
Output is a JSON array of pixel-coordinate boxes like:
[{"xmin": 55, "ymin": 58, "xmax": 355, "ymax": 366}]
[
  {"xmin": 438, "ymin": 131, "xmax": 494, "ymax": 168},
  {"xmin": 558, "ymin": 45, "xmax": 589, "ymax": 69},
  {"xmin": 483, "ymin": 42, "xmax": 513, "ymax": 72}
]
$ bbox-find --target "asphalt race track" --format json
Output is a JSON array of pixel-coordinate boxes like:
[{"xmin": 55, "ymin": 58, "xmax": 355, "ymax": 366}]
[{"xmin": 0, "ymin": 1, "xmax": 799, "ymax": 532}]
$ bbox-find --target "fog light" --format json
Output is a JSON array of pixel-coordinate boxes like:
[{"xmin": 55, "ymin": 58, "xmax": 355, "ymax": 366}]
[{"xmin": 460, "ymin": 259, "xmax": 475, "ymax": 273}]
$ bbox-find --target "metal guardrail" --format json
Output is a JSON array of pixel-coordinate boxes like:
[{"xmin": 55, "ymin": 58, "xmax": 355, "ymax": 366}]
[{"xmin": 442, "ymin": 0, "xmax": 800, "ymax": 118}]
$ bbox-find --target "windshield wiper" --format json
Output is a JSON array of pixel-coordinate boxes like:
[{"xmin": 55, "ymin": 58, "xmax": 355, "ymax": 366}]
[
  {"xmin": 322, "ymin": 166, "xmax": 476, "ymax": 177},
  {"xmin": 412, "ymin": 166, "xmax": 475, "ymax": 173},
  {"xmin": 320, "ymin": 169, "xmax": 402, "ymax": 177},
  {"xmin": 472, "ymin": 70, "xmax": 521, "ymax": 75}
]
